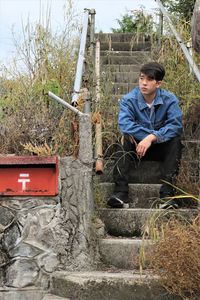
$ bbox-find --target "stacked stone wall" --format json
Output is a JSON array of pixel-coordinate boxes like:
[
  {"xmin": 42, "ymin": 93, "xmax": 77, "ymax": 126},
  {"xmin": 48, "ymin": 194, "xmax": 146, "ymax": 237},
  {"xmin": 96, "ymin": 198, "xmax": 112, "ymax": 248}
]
[{"xmin": 0, "ymin": 115, "xmax": 96, "ymax": 289}]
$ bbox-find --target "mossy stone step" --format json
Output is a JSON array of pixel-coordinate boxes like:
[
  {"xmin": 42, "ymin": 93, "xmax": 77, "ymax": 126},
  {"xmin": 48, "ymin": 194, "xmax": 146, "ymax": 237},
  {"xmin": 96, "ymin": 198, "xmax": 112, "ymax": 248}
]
[
  {"xmin": 42, "ymin": 294, "xmax": 70, "ymax": 300},
  {"xmin": 111, "ymin": 71, "xmax": 139, "ymax": 83},
  {"xmin": 101, "ymin": 55, "xmax": 150, "ymax": 65},
  {"xmin": 99, "ymin": 238, "xmax": 150, "ymax": 269},
  {"xmin": 100, "ymin": 50, "xmax": 150, "ymax": 57},
  {"xmin": 97, "ymin": 208, "xmax": 198, "ymax": 237},
  {"xmin": 100, "ymin": 41, "xmax": 151, "ymax": 51},
  {"xmin": 102, "ymin": 64, "xmax": 141, "ymax": 72},
  {"xmin": 96, "ymin": 33, "xmax": 150, "ymax": 43},
  {"xmin": 112, "ymin": 82, "xmax": 138, "ymax": 94},
  {"xmin": 51, "ymin": 270, "xmax": 181, "ymax": 300}
]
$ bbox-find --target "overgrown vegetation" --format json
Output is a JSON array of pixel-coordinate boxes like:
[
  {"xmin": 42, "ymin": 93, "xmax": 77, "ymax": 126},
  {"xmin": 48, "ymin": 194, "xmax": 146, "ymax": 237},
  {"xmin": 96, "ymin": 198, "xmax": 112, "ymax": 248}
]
[
  {"xmin": 0, "ymin": 2, "xmax": 199, "ymax": 297},
  {"xmin": 111, "ymin": 7, "xmax": 154, "ymax": 35},
  {"xmin": 142, "ymin": 212, "xmax": 200, "ymax": 300},
  {"xmin": 162, "ymin": 0, "xmax": 196, "ymax": 21},
  {"xmin": 0, "ymin": 1, "xmax": 80, "ymax": 156}
]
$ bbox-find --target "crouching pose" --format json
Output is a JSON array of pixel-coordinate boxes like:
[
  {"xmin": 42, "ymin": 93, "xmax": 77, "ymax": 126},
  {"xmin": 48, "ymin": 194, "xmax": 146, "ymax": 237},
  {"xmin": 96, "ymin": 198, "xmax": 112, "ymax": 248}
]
[{"xmin": 108, "ymin": 62, "xmax": 183, "ymax": 209}]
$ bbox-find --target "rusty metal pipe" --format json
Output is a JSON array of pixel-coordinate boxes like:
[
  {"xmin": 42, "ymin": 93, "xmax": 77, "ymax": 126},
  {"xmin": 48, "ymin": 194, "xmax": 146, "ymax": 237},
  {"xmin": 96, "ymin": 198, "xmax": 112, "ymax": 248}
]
[
  {"xmin": 95, "ymin": 118, "xmax": 103, "ymax": 175},
  {"xmin": 94, "ymin": 39, "xmax": 103, "ymax": 174}
]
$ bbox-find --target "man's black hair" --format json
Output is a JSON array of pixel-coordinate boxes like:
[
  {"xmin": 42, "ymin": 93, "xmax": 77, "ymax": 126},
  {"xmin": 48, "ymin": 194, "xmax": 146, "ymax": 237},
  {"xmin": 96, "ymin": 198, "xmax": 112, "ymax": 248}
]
[{"xmin": 140, "ymin": 62, "xmax": 165, "ymax": 81}]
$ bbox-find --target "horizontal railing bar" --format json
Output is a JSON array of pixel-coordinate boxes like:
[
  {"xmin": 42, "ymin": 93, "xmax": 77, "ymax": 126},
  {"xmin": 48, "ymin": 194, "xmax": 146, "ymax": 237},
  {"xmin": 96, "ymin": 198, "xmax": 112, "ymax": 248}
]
[{"xmin": 48, "ymin": 91, "xmax": 85, "ymax": 117}]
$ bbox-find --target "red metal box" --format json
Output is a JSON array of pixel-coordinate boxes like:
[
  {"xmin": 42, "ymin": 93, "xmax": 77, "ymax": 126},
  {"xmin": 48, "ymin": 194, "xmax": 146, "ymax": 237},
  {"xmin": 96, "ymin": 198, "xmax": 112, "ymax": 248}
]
[{"xmin": 0, "ymin": 156, "xmax": 59, "ymax": 196}]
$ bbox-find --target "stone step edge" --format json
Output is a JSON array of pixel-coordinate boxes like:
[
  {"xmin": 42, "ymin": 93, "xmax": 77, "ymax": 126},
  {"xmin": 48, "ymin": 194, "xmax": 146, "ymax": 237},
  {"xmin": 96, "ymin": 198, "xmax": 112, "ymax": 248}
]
[
  {"xmin": 97, "ymin": 208, "xmax": 198, "ymax": 213},
  {"xmin": 109, "ymin": 71, "xmax": 139, "ymax": 75},
  {"xmin": 102, "ymin": 64, "xmax": 141, "ymax": 67},
  {"xmin": 51, "ymin": 270, "xmax": 156, "ymax": 282},
  {"xmin": 100, "ymin": 50, "xmax": 150, "ymax": 55},
  {"xmin": 51, "ymin": 270, "xmax": 179, "ymax": 300},
  {"xmin": 100, "ymin": 237, "xmax": 150, "ymax": 242},
  {"xmin": 98, "ymin": 182, "xmax": 161, "ymax": 187},
  {"xmin": 0, "ymin": 287, "xmax": 46, "ymax": 300},
  {"xmin": 42, "ymin": 294, "xmax": 70, "ymax": 300},
  {"xmin": 99, "ymin": 238, "xmax": 151, "ymax": 270}
]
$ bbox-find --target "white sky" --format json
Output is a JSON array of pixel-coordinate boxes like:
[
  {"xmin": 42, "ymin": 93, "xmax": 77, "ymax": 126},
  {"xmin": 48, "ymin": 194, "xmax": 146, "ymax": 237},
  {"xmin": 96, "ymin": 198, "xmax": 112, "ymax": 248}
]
[{"xmin": 0, "ymin": 0, "xmax": 158, "ymax": 63}]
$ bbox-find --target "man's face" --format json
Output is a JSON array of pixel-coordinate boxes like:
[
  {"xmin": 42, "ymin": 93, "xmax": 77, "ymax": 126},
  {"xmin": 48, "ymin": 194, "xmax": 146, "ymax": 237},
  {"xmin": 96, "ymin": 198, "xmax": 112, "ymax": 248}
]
[{"xmin": 139, "ymin": 73, "xmax": 161, "ymax": 97}]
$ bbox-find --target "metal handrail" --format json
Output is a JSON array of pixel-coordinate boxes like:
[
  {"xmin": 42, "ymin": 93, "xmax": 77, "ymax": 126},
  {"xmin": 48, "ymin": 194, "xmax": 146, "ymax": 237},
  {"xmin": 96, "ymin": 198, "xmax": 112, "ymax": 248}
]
[
  {"xmin": 155, "ymin": 0, "xmax": 200, "ymax": 82},
  {"xmin": 48, "ymin": 92, "xmax": 84, "ymax": 117},
  {"xmin": 71, "ymin": 9, "xmax": 90, "ymax": 105},
  {"xmin": 48, "ymin": 9, "xmax": 95, "ymax": 115}
]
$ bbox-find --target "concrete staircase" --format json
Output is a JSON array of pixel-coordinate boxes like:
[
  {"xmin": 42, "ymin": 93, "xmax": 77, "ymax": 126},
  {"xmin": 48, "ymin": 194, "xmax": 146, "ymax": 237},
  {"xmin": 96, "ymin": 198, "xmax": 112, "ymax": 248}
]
[
  {"xmin": 49, "ymin": 33, "xmax": 200, "ymax": 300},
  {"xmin": 100, "ymin": 33, "xmax": 151, "ymax": 100}
]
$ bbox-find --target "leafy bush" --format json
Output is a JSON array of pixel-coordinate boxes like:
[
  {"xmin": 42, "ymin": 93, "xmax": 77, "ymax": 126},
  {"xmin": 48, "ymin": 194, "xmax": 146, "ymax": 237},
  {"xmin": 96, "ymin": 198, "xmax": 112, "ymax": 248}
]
[{"xmin": 111, "ymin": 7, "xmax": 154, "ymax": 36}]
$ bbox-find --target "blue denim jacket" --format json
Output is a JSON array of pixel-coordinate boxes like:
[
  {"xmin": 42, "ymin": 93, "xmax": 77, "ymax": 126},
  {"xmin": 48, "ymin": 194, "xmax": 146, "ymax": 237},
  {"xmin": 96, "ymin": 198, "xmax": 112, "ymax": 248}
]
[{"xmin": 118, "ymin": 87, "xmax": 183, "ymax": 143}]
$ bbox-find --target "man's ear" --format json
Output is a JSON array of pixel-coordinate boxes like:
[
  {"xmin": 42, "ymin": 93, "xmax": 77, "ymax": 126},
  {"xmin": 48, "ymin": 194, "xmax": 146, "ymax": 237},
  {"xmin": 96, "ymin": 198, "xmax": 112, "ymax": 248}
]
[{"xmin": 156, "ymin": 80, "xmax": 162, "ymax": 88}]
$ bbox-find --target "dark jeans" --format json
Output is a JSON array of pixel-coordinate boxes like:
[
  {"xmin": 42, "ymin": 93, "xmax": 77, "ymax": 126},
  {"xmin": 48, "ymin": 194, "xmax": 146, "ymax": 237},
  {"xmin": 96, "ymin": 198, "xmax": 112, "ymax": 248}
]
[{"xmin": 113, "ymin": 135, "xmax": 183, "ymax": 194}]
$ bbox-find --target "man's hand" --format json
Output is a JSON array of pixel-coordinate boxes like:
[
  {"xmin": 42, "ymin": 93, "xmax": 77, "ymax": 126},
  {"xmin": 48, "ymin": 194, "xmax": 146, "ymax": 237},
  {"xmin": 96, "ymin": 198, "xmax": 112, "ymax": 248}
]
[{"xmin": 136, "ymin": 134, "xmax": 157, "ymax": 157}]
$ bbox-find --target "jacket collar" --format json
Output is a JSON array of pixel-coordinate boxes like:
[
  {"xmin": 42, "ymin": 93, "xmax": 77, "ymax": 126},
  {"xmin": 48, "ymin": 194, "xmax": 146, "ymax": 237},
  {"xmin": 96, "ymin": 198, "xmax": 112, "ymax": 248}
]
[{"xmin": 138, "ymin": 88, "xmax": 164, "ymax": 110}]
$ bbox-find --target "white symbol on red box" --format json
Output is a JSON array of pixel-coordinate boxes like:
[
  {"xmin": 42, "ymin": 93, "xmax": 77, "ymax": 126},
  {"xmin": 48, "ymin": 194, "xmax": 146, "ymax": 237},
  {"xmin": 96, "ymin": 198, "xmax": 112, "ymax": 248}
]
[{"xmin": 18, "ymin": 173, "xmax": 30, "ymax": 191}]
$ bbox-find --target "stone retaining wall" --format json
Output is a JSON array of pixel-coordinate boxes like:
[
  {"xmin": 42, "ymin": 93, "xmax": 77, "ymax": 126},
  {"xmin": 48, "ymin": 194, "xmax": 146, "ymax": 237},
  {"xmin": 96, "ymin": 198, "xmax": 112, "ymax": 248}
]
[{"xmin": 0, "ymin": 115, "xmax": 96, "ymax": 289}]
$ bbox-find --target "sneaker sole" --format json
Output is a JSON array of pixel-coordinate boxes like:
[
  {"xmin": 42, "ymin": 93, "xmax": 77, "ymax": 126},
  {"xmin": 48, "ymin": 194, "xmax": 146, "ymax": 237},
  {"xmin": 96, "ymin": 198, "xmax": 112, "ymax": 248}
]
[
  {"xmin": 159, "ymin": 203, "xmax": 179, "ymax": 209},
  {"xmin": 107, "ymin": 197, "xmax": 129, "ymax": 209},
  {"xmin": 107, "ymin": 197, "xmax": 123, "ymax": 208}
]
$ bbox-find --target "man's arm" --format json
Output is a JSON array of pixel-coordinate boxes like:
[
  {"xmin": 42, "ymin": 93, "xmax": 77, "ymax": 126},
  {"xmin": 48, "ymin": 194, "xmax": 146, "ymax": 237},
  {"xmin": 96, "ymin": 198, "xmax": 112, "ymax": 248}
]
[{"xmin": 151, "ymin": 101, "xmax": 183, "ymax": 143}]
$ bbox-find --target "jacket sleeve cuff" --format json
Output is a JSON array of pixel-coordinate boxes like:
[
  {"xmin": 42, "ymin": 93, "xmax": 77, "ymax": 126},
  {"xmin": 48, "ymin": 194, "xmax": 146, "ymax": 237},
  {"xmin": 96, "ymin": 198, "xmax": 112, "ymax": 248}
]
[{"xmin": 152, "ymin": 131, "xmax": 165, "ymax": 143}]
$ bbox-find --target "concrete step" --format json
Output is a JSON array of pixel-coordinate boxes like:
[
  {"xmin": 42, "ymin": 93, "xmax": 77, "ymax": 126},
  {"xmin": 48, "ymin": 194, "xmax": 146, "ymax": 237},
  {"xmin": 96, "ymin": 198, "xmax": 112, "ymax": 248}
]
[
  {"xmin": 97, "ymin": 183, "xmax": 161, "ymax": 208},
  {"xmin": 42, "ymin": 294, "xmax": 70, "ymax": 300},
  {"xmin": 112, "ymin": 82, "xmax": 138, "ymax": 94},
  {"xmin": 0, "ymin": 287, "xmax": 45, "ymax": 300},
  {"xmin": 100, "ymin": 50, "xmax": 150, "ymax": 57},
  {"xmin": 51, "ymin": 270, "xmax": 181, "ymax": 300},
  {"xmin": 109, "ymin": 94, "xmax": 122, "ymax": 102},
  {"xmin": 100, "ymin": 41, "xmax": 151, "ymax": 51},
  {"xmin": 102, "ymin": 64, "xmax": 141, "ymax": 72},
  {"xmin": 99, "ymin": 238, "xmax": 150, "ymax": 269},
  {"xmin": 111, "ymin": 71, "xmax": 139, "ymax": 83},
  {"xmin": 97, "ymin": 208, "xmax": 198, "ymax": 237},
  {"xmin": 101, "ymin": 54, "xmax": 150, "ymax": 65},
  {"xmin": 96, "ymin": 33, "xmax": 150, "ymax": 43}
]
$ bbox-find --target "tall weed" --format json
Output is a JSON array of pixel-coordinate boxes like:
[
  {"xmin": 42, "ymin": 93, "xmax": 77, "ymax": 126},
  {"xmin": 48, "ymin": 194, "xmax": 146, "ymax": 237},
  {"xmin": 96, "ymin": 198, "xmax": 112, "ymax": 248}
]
[{"xmin": 0, "ymin": 1, "xmax": 80, "ymax": 155}]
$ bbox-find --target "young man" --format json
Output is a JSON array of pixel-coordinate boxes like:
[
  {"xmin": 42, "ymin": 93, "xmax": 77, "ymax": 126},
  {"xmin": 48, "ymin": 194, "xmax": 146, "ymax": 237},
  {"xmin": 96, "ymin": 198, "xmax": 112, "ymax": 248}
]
[{"xmin": 107, "ymin": 62, "xmax": 183, "ymax": 209}]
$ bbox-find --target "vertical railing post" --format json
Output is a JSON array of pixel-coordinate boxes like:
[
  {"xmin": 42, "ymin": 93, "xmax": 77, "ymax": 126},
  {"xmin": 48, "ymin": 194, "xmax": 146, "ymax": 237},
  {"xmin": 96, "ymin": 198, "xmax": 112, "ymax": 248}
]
[
  {"xmin": 158, "ymin": 10, "xmax": 163, "ymax": 48},
  {"xmin": 95, "ymin": 39, "xmax": 101, "ymax": 109},
  {"xmin": 89, "ymin": 9, "xmax": 96, "ymax": 60}
]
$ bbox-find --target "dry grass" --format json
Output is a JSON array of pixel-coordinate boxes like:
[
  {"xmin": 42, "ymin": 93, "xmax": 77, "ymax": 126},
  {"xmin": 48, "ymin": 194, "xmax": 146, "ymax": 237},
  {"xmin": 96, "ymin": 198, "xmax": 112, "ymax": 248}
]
[
  {"xmin": 0, "ymin": 1, "xmax": 80, "ymax": 156},
  {"xmin": 148, "ymin": 215, "xmax": 200, "ymax": 300}
]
